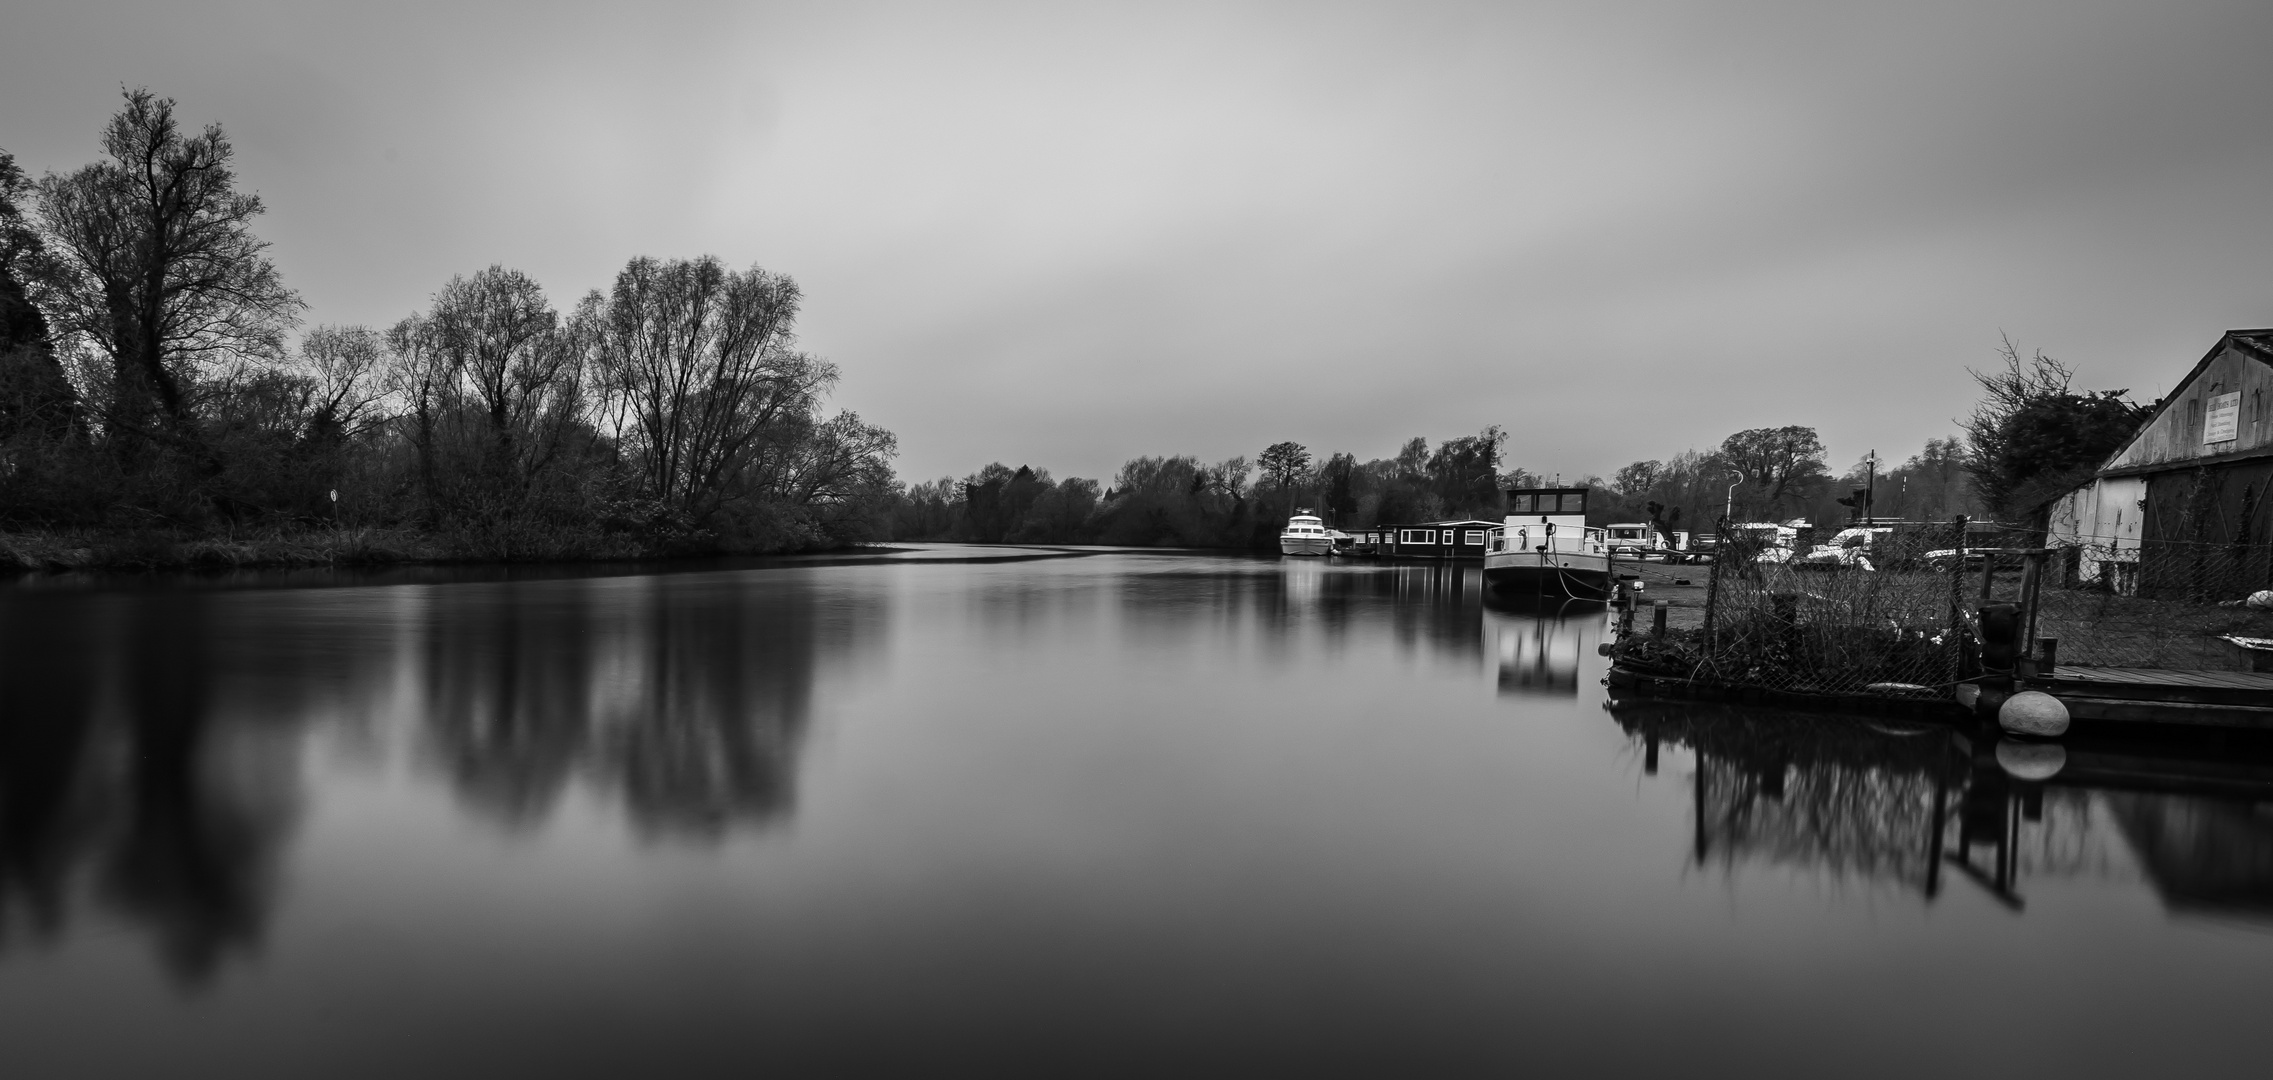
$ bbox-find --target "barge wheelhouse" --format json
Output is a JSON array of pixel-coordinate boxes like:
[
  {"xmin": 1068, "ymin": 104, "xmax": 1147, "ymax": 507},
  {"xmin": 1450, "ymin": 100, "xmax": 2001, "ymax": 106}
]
[{"xmin": 1483, "ymin": 487, "xmax": 1613, "ymax": 599}]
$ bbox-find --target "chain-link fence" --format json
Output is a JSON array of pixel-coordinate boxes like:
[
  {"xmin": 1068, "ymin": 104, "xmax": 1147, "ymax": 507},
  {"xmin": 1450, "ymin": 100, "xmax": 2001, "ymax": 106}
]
[
  {"xmin": 1690, "ymin": 521, "xmax": 1966, "ymax": 693},
  {"xmin": 1613, "ymin": 519, "xmax": 2273, "ymax": 694},
  {"xmin": 2027, "ymin": 533, "xmax": 2273, "ymax": 670},
  {"xmin": 1613, "ymin": 520, "xmax": 1969, "ymax": 694}
]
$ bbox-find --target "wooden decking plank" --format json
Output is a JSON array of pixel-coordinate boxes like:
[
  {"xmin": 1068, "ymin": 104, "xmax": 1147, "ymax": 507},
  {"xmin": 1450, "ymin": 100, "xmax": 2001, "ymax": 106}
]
[{"xmin": 2058, "ymin": 695, "xmax": 2273, "ymax": 729}]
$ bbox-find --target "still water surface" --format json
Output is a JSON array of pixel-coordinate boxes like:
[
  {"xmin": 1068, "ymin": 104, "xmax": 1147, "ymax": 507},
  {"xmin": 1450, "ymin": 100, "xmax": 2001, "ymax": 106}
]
[{"xmin": 1, "ymin": 549, "xmax": 2269, "ymax": 1076}]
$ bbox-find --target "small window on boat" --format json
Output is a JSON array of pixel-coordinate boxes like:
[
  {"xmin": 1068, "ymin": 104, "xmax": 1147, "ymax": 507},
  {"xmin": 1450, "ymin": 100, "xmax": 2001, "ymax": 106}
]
[
  {"xmin": 1559, "ymin": 493, "xmax": 1586, "ymax": 513},
  {"xmin": 1508, "ymin": 494, "xmax": 1533, "ymax": 513},
  {"xmin": 1465, "ymin": 530, "xmax": 1484, "ymax": 545}
]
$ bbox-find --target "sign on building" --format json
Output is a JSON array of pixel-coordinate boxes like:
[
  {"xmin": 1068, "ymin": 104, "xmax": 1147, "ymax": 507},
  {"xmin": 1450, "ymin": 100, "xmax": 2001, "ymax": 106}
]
[{"xmin": 2206, "ymin": 391, "xmax": 2241, "ymax": 444}]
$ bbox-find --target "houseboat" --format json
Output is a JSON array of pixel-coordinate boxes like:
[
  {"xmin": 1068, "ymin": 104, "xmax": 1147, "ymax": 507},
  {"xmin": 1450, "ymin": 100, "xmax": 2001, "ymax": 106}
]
[
  {"xmin": 1279, "ymin": 511, "xmax": 1335, "ymax": 556},
  {"xmin": 1483, "ymin": 486, "xmax": 1612, "ymax": 599},
  {"xmin": 1378, "ymin": 519, "xmax": 1501, "ymax": 560}
]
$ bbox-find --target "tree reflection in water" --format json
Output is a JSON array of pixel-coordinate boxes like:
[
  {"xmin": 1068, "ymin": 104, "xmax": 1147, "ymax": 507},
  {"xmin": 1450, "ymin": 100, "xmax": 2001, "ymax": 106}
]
[
  {"xmin": 0, "ymin": 568, "xmax": 879, "ymax": 986},
  {"xmin": 1611, "ymin": 698, "xmax": 2273, "ymax": 923},
  {"xmin": 419, "ymin": 571, "xmax": 877, "ymax": 840},
  {"xmin": 0, "ymin": 591, "xmax": 306, "ymax": 987}
]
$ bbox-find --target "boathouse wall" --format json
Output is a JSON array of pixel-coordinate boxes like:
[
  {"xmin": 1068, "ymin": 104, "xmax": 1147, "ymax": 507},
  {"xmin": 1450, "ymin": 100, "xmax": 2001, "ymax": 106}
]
[{"xmin": 2049, "ymin": 330, "xmax": 2273, "ymax": 595}]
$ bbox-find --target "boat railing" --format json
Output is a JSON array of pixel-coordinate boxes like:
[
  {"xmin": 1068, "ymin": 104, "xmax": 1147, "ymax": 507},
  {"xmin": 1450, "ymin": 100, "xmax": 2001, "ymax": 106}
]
[{"xmin": 1493, "ymin": 524, "xmax": 1607, "ymax": 556}]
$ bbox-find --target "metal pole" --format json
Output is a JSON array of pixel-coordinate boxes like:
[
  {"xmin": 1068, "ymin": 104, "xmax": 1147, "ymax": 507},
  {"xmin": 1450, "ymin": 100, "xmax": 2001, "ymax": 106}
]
[
  {"xmin": 1864, "ymin": 450, "xmax": 1877, "ymax": 525},
  {"xmin": 1725, "ymin": 470, "xmax": 1744, "ymax": 523}
]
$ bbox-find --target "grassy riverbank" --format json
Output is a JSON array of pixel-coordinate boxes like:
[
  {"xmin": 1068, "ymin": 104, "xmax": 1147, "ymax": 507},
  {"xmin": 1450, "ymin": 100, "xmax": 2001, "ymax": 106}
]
[
  {"xmin": 0, "ymin": 528, "xmax": 441, "ymax": 573},
  {"xmin": 0, "ymin": 524, "xmax": 868, "ymax": 575}
]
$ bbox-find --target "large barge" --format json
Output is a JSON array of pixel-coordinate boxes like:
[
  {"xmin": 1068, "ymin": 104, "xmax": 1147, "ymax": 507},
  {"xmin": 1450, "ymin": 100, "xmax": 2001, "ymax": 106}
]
[{"xmin": 1483, "ymin": 486, "xmax": 1613, "ymax": 599}]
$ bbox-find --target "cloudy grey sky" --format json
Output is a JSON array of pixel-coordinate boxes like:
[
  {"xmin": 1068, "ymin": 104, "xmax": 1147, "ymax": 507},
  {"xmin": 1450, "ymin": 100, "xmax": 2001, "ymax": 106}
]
[{"xmin": 6, "ymin": 1, "xmax": 2271, "ymax": 485}]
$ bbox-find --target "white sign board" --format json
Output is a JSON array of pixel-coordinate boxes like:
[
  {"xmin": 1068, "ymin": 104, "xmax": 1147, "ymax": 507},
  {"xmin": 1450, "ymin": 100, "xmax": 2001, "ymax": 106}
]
[{"xmin": 2206, "ymin": 391, "xmax": 2241, "ymax": 444}]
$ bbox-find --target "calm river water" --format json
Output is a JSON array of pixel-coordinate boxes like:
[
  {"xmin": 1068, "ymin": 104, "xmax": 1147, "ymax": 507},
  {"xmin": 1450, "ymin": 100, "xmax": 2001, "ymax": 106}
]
[{"xmin": 1, "ymin": 548, "xmax": 2269, "ymax": 1076}]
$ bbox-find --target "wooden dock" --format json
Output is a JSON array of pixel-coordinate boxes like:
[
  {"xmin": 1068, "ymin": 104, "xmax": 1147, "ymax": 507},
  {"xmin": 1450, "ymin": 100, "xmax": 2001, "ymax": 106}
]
[{"xmin": 2031, "ymin": 666, "xmax": 2273, "ymax": 729}]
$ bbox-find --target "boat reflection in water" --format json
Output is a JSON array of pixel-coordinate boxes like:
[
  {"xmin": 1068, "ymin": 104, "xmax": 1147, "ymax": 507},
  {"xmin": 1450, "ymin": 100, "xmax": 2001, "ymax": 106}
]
[
  {"xmin": 1608, "ymin": 697, "xmax": 2273, "ymax": 923},
  {"xmin": 1483, "ymin": 594, "xmax": 1605, "ymax": 696}
]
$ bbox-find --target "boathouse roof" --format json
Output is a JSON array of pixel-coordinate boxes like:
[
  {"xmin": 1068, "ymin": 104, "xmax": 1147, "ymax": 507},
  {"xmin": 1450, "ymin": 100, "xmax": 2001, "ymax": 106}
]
[{"xmin": 2091, "ymin": 329, "xmax": 2273, "ymax": 480}]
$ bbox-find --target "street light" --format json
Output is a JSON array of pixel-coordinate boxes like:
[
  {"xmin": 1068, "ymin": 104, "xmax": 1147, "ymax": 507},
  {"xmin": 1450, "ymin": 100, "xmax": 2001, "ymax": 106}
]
[
  {"xmin": 1724, "ymin": 470, "xmax": 1745, "ymax": 523},
  {"xmin": 1863, "ymin": 450, "xmax": 1878, "ymax": 525}
]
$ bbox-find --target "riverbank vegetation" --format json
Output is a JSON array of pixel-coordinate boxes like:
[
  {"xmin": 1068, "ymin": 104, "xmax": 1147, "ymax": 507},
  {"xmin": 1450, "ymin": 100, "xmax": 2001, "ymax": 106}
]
[{"xmin": 0, "ymin": 90, "xmax": 896, "ymax": 570}]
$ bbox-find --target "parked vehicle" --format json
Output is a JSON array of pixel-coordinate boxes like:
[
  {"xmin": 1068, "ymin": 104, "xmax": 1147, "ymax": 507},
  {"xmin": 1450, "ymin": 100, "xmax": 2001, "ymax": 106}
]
[
  {"xmin": 1729, "ymin": 522, "xmax": 1799, "ymax": 565},
  {"xmin": 1602, "ymin": 523, "xmax": 1702, "ymax": 563},
  {"xmin": 1792, "ymin": 526, "xmax": 1890, "ymax": 571}
]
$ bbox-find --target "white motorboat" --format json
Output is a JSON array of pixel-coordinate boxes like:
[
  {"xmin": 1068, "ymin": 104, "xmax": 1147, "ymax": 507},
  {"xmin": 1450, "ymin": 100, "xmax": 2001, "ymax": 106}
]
[
  {"xmin": 1483, "ymin": 487, "xmax": 1613, "ymax": 599},
  {"xmin": 1279, "ymin": 511, "xmax": 1335, "ymax": 556}
]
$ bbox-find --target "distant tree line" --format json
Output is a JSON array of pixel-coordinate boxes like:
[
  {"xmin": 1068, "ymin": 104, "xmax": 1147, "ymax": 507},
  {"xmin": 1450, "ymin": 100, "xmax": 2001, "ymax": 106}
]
[
  {"xmin": 0, "ymin": 89, "xmax": 895, "ymax": 560},
  {"xmin": 905, "ymin": 378, "xmax": 2139, "ymax": 551},
  {"xmin": 1595, "ymin": 428, "xmax": 1981, "ymax": 538},
  {"xmin": 892, "ymin": 426, "xmax": 1515, "ymax": 548},
  {"xmin": 1595, "ymin": 337, "xmax": 2149, "ymax": 537}
]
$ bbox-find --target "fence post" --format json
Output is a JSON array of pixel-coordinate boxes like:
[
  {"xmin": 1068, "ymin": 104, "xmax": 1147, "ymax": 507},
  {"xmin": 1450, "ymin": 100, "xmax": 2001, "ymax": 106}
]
[
  {"xmin": 2020, "ymin": 549, "xmax": 2045, "ymax": 662},
  {"xmin": 2015, "ymin": 550, "xmax": 2044, "ymax": 679},
  {"xmin": 1948, "ymin": 515, "xmax": 1968, "ymax": 682},
  {"xmin": 1702, "ymin": 516, "xmax": 1729, "ymax": 658}
]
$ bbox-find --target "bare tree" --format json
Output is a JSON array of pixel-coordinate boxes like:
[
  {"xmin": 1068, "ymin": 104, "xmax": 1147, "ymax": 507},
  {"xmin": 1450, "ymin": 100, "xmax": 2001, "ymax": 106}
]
[
  {"xmin": 31, "ymin": 88, "xmax": 300, "ymax": 458},
  {"xmin": 589, "ymin": 255, "xmax": 834, "ymax": 520},
  {"xmin": 381, "ymin": 266, "xmax": 590, "ymax": 523},
  {"xmin": 297, "ymin": 325, "xmax": 387, "ymax": 437},
  {"xmin": 1, "ymin": 148, "xmax": 78, "ymax": 441}
]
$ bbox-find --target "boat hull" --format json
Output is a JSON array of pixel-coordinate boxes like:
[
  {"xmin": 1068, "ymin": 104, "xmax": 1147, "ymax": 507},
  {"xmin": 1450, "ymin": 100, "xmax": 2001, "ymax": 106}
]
[
  {"xmin": 1280, "ymin": 537, "xmax": 1335, "ymax": 556},
  {"xmin": 1483, "ymin": 550, "xmax": 1613, "ymax": 599}
]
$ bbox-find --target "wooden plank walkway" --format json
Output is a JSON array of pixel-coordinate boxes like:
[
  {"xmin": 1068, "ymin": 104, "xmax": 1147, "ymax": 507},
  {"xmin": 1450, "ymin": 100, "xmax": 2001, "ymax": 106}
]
[
  {"xmin": 2051, "ymin": 666, "xmax": 2273, "ymax": 692},
  {"xmin": 2036, "ymin": 665, "xmax": 2273, "ymax": 728}
]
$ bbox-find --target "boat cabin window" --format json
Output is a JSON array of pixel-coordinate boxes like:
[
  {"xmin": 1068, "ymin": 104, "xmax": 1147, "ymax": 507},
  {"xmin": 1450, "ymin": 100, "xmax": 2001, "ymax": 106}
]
[
  {"xmin": 1464, "ymin": 530, "xmax": 1484, "ymax": 545},
  {"xmin": 1508, "ymin": 494, "xmax": 1533, "ymax": 513},
  {"xmin": 1559, "ymin": 493, "xmax": 1585, "ymax": 513}
]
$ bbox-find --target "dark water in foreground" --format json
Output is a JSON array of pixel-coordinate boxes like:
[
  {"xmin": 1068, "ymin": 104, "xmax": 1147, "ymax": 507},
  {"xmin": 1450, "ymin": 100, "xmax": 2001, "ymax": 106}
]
[{"xmin": 2, "ymin": 550, "xmax": 2270, "ymax": 1077}]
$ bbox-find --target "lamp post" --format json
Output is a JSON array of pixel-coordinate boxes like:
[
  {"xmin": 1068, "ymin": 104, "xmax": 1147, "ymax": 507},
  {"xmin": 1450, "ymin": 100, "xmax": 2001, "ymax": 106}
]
[
  {"xmin": 1864, "ymin": 450, "xmax": 1878, "ymax": 525},
  {"xmin": 1724, "ymin": 470, "xmax": 1744, "ymax": 523}
]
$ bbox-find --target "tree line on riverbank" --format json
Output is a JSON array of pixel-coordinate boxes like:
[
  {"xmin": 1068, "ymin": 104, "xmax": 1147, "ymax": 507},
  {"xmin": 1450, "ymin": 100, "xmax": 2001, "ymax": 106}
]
[
  {"xmin": 0, "ymin": 90, "xmax": 897, "ymax": 568},
  {"xmin": 896, "ymin": 342, "xmax": 2150, "ymax": 549},
  {"xmin": 891, "ymin": 426, "xmax": 1516, "ymax": 548}
]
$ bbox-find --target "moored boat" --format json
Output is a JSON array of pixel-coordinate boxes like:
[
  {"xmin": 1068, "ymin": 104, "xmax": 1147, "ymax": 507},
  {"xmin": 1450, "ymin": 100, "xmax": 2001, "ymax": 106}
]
[
  {"xmin": 1483, "ymin": 486, "xmax": 1613, "ymax": 598},
  {"xmin": 1279, "ymin": 511, "xmax": 1335, "ymax": 556}
]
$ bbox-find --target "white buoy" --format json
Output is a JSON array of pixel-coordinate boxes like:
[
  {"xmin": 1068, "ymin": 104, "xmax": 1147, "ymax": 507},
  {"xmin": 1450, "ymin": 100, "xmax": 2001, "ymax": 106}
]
[
  {"xmin": 1996, "ymin": 739, "xmax": 2067, "ymax": 780},
  {"xmin": 1998, "ymin": 690, "xmax": 2071, "ymax": 738}
]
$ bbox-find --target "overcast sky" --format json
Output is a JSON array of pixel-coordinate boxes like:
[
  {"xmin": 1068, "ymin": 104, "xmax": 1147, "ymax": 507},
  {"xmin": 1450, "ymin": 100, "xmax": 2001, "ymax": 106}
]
[{"xmin": 6, "ymin": 1, "xmax": 2272, "ymax": 485}]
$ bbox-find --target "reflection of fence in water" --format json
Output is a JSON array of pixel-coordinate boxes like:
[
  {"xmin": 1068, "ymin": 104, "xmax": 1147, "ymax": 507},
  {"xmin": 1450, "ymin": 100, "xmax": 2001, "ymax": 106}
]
[{"xmin": 1612, "ymin": 703, "xmax": 2143, "ymax": 903}]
